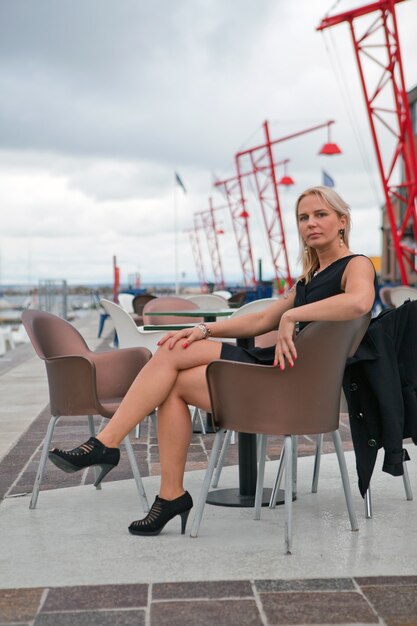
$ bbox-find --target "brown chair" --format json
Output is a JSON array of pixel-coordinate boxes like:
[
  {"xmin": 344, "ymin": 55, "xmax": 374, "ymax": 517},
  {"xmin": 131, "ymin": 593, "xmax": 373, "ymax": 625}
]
[
  {"xmin": 21, "ymin": 310, "xmax": 152, "ymax": 511},
  {"xmin": 227, "ymin": 291, "xmax": 247, "ymax": 308},
  {"xmin": 379, "ymin": 286, "xmax": 394, "ymax": 308},
  {"xmin": 132, "ymin": 294, "xmax": 158, "ymax": 325},
  {"xmin": 142, "ymin": 296, "xmax": 203, "ymax": 325},
  {"xmin": 190, "ymin": 316, "xmax": 370, "ymax": 554}
]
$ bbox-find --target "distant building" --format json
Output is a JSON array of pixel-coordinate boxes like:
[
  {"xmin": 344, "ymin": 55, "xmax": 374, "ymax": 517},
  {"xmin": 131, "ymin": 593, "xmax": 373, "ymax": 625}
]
[{"xmin": 380, "ymin": 84, "xmax": 417, "ymax": 285}]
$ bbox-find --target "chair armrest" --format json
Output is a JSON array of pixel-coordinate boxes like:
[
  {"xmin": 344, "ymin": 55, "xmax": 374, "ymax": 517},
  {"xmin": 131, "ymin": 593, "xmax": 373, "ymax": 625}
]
[
  {"xmin": 45, "ymin": 355, "xmax": 100, "ymax": 416},
  {"xmin": 90, "ymin": 347, "xmax": 152, "ymax": 398}
]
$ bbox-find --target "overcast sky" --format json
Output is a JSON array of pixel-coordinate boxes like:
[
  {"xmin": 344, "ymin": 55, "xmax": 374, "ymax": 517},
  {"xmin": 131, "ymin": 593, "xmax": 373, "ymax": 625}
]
[{"xmin": 0, "ymin": 0, "xmax": 416, "ymax": 287}]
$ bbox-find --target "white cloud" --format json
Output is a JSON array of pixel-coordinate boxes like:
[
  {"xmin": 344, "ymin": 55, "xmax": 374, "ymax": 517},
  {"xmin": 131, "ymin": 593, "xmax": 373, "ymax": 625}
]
[{"xmin": 0, "ymin": 0, "xmax": 415, "ymax": 285}]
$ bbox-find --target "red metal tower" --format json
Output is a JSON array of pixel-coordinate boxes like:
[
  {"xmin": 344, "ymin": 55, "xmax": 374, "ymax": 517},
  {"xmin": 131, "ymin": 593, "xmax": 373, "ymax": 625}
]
[
  {"xmin": 186, "ymin": 219, "xmax": 208, "ymax": 291},
  {"xmin": 195, "ymin": 198, "xmax": 226, "ymax": 289},
  {"xmin": 214, "ymin": 172, "xmax": 257, "ymax": 287},
  {"xmin": 235, "ymin": 119, "xmax": 341, "ymax": 293},
  {"xmin": 318, "ymin": 0, "xmax": 417, "ymax": 284}
]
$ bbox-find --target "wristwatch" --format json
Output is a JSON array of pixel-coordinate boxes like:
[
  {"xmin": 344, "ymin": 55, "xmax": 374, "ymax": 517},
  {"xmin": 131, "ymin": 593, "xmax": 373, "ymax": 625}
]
[{"xmin": 197, "ymin": 323, "xmax": 211, "ymax": 338}]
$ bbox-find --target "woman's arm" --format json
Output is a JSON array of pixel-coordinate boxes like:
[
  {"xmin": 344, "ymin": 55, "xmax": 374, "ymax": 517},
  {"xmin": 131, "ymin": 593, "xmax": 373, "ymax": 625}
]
[
  {"xmin": 275, "ymin": 256, "xmax": 375, "ymax": 369},
  {"xmin": 158, "ymin": 290, "xmax": 296, "ymax": 349}
]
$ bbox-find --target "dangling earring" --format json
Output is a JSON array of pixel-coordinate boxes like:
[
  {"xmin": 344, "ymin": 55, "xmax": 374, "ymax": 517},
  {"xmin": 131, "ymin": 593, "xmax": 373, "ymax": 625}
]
[
  {"xmin": 304, "ymin": 243, "xmax": 308, "ymax": 252},
  {"xmin": 339, "ymin": 228, "xmax": 345, "ymax": 247}
]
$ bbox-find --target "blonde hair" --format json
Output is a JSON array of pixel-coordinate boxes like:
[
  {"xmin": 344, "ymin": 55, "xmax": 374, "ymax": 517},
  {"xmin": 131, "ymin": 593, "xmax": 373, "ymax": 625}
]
[{"xmin": 295, "ymin": 186, "xmax": 352, "ymax": 284}]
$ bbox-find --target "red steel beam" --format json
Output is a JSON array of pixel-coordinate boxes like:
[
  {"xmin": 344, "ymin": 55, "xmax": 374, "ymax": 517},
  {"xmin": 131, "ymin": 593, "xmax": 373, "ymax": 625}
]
[{"xmin": 318, "ymin": 0, "xmax": 417, "ymax": 284}]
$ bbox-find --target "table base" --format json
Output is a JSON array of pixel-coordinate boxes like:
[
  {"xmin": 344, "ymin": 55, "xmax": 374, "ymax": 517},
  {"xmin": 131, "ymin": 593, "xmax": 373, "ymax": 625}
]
[{"xmin": 206, "ymin": 488, "xmax": 296, "ymax": 508}]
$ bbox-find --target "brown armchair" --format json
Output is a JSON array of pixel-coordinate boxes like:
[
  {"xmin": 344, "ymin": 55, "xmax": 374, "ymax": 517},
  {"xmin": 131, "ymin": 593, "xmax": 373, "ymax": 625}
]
[
  {"xmin": 21, "ymin": 310, "xmax": 152, "ymax": 511},
  {"xmin": 190, "ymin": 316, "xmax": 370, "ymax": 553}
]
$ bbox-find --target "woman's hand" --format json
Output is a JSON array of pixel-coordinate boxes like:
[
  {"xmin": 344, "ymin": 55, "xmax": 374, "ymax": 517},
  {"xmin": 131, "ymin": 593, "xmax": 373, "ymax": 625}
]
[
  {"xmin": 156, "ymin": 325, "xmax": 208, "ymax": 350},
  {"xmin": 274, "ymin": 312, "xmax": 297, "ymax": 369}
]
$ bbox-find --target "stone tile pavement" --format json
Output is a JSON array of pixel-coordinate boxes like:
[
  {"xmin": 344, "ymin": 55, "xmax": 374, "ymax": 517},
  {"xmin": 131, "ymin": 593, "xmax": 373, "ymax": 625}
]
[
  {"xmin": 1, "ymin": 577, "xmax": 417, "ymax": 625},
  {"xmin": 1, "ymin": 314, "xmax": 416, "ymax": 626}
]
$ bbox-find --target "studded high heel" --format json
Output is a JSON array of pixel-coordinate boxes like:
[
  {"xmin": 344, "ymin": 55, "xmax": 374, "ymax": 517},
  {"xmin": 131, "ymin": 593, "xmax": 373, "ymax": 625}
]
[
  {"xmin": 129, "ymin": 491, "xmax": 193, "ymax": 536},
  {"xmin": 48, "ymin": 437, "xmax": 120, "ymax": 487}
]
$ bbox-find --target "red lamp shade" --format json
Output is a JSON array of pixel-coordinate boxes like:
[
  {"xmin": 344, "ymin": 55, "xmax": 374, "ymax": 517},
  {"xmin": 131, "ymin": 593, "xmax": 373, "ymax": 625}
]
[
  {"xmin": 279, "ymin": 175, "xmax": 295, "ymax": 186},
  {"xmin": 239, "ymin": 210, "xmax": 250, "ymax": 219},
  {"xmin": 319, "ymin": 142, "xmax": 342, "ymax": 155}
]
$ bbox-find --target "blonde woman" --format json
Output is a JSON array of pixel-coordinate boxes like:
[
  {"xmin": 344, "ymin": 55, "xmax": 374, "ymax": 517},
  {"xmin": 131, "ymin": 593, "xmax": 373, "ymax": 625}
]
[{"xmin": 49, "ymin": 186, "xmax": 376, "ymax": 536}]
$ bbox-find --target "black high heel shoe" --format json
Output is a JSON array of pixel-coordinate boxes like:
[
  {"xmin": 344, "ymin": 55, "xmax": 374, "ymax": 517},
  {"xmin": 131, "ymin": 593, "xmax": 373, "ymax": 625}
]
[
  {"xmin": 129, "ymin": 491, "xmax": 193, "ymax": 536},
  {"xmin": 48, "ymin": 437, "xmax": 120, "ymax": 487}
]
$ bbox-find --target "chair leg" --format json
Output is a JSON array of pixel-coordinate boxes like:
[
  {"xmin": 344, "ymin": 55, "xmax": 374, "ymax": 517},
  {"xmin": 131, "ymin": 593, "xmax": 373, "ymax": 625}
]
[
  {"xmin": 30, "ymin": 415, "xmax": 60, "ymax": 509},
  {"xmin": 254, "ymin": 435, "xmax": 268, "ymax": 520},
  {"xmin": 364, "ymin": 486, "xmax": 372, "ymax": 519},
  {"xmin": 291, "ymin": 435, "xmax": 298, "ymax": 497},
  {"xmin": 311, "ymin": 434, "xmax": 323, "ymax": 493},
  {"xmin": 123, "ymin": 435, "xmax": 149, "ymax": 513},
  {"xmin": 269, "ymin": 443, "xmax": 286, "ymax": 508},
  {"xmin": 87, "ymin": 415, "xmax": 102, "ymax": 490},
  {"xmin": 284, "ymin": 435, "xmax": 293, "ymax": 555},
  {"xmin": 211, "ymin": 429, "xmax": 233, "ymax": 488},
  {"xmin": 403, "ymin": 461, "xmax": 413, "ymax": 501},
  {"xmin": 191, "ymin": 407, "xmax": 206, "ymax": 435},
  {"xmin": 331, "ymin": 430, "xmax": 358, "ymax": 531},
  {"xmin": 190, "ymin": 430, "xmax": 224, "ymax": 537}
]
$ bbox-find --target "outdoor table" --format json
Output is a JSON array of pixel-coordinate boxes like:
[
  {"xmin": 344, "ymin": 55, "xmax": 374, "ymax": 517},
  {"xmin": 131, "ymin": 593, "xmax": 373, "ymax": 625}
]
[
  {"xmin": 144, "ymin": 309, "xmax": 284, "ymax": 508},
  {"xmin": 144, "ymin": 309, "xmax": 233, "ymax": 323}
]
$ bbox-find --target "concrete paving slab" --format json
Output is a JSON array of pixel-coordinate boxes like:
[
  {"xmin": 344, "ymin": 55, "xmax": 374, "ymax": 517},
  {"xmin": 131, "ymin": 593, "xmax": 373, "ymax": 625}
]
[{"xmin": 1, "ymin": 445, "xmax": 416, "ymax": 589}]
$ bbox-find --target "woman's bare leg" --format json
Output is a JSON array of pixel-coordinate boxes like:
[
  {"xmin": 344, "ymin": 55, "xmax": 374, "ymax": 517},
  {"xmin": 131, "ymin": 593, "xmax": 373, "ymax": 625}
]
[
  {"xmin": 156, "ymin": 365, "xmax": 211, "ymax": 500},
  {"xmin": 97, "ymin": 340, "xmax": 221, "ymax": 449}
]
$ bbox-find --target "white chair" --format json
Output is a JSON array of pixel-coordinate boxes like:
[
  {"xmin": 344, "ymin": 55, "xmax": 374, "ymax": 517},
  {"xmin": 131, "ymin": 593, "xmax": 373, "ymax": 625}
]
[
  {"xmin": 389, "ymin": 286, "xmax": 417, "ymax": 308},
  {"xmin": 0, "ymin": 327, "xmax": 15, "ymax": 355},
  {"xmin": 101, "ymin": 299, "xmax": 184, "ymax": 354},
  {"xmin": 213, "ymin": 290, "xmax": 232, "ymax": 300},
  {"xmin": 185, "ymin": 294, "xmax": 229, "ymax": 310},
  {"xmin": 117, "ymin": 293, "xmax": 135, "ymax": 314}
]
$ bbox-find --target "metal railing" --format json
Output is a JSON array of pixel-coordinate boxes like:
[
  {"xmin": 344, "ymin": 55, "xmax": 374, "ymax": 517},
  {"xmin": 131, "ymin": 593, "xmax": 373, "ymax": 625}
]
[{"xmin": 38, "ymin": 279, "xmax": 68, "ymax": 320}]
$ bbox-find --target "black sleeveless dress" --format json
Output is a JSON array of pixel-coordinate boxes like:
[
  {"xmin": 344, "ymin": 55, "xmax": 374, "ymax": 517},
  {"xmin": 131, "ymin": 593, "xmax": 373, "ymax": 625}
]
[{"xmin": 220, "ymin": 255, "xmax": 376, "ymax": 365}]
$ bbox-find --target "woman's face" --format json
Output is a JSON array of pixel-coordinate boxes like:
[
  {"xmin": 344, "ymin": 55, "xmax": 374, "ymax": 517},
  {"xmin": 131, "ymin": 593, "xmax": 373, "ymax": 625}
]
[{"xmin": 297, "ymin": 194, "xmax": 346, "ymax": 250}]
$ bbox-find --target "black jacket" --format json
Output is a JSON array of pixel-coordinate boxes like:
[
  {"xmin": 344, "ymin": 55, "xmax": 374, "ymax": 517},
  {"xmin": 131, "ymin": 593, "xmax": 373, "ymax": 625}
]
[{"xmin": 343, "ymin": 299, "xmax": 417, "ymax": 496}]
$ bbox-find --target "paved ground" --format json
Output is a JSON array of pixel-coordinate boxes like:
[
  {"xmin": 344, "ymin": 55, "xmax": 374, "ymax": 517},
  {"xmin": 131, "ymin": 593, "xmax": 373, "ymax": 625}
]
[{"xmin": 1, "ymin": 312, "xmax": 416, "ymax": 625}]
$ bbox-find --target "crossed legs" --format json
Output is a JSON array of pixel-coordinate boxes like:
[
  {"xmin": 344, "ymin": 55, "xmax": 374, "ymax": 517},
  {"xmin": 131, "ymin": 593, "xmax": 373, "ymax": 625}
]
[{"xmin": 97, "ymin": 339, "xmax": 221, "ymax": 498}]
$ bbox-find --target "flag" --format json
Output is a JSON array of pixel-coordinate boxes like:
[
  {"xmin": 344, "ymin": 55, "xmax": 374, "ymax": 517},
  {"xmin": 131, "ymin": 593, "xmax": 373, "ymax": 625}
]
[
  {"xmin": 175, "ymin": 172, "xmax": 187, "ymax": 194},
  {"xmin": 322, "ymin": 170, "xmax": 335, "ymax": 187}
]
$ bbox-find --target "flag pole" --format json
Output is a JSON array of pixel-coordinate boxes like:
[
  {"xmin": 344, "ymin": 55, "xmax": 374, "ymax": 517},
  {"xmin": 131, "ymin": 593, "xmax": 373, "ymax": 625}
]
[{"xmin": 174, "ymin": 183, "xmax": 179, "ymax": 294}]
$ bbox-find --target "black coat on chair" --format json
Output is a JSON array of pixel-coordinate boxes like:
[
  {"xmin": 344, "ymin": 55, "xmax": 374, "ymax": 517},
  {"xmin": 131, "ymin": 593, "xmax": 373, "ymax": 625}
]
[{"xmin": 343, "ymin": 299, "xmax": 417, "ymax": 496}]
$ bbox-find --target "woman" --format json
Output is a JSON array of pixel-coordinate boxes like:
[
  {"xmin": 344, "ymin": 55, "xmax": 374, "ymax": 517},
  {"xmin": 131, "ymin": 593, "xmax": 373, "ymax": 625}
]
[{"xmin": 49, "ymin": 186, "xmax": 376, "ymax": 536}]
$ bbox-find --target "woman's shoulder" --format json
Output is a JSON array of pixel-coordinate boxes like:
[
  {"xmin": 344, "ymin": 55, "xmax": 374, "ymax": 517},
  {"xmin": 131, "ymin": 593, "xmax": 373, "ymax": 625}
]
[{"xmin": 344, "ymin": 254, "xmax": 375, "ymax": 272}]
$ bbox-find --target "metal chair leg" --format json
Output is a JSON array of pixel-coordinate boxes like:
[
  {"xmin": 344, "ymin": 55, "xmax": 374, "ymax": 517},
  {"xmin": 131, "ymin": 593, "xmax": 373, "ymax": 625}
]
[
  {"xmin": 87, "ymin": 414, "xmax": 102, "ymax": 490},
  {"xmin": 291, "ymin": 435, "xmax": 298, "ymax": 497},
  {"xmin": 123, "ymin": 435, "xmax": 149, "ymax": 513},
  {"xmin": 284, "ymin": 435, "xmax": 293, "ymax": 555},
  {"xmin": 254, "ymin": 434, "xmax": 268, "ymax": 520},
  {"xmin": 364, "ymin": 486, "xmax": 372, "ymax": 519},
  {"xmin": 311, "ymin": 434, "xmax": 323, "ymax": 493},
  {"xmin": 211, "ymin": 429, "xmax": 233, "ymax": 488},
  {"xmin": 269, "ymin": 443, "xmax": 286, "ymax": 508},
  {"xmin": 403, "ymin": 461, "xmax": 413, "ymax": 501},
  {"xmin": 331, "ymin": 430, "xmax": 358, "ymax": 531},
  {"xmin": 190, "ymin": 430, "xmax": 224, "ymax": 537},
  {"xmin": 30, "ymin": 415, "xmax": 60, "ymax": 509}
]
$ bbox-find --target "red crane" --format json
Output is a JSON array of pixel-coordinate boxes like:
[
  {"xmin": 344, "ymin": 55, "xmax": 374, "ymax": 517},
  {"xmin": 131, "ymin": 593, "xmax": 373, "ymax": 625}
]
[
  {"xmin": 195, "ymin": 198, "xmax": 226, "ymax": 289},
  {"xmin": 214, "ymin": 171, "xmax": 257, "ymax": 287},
  {"xmin": 235, "ymin": 119, "xmax": 341, "ymax": 293},
  {"xmin": 186, "ymin": 219, "xmax": 208, "ymax": 291},
  {"xmin": 318, "ymin": 0, "xmax": 417, "ymax": 285}
]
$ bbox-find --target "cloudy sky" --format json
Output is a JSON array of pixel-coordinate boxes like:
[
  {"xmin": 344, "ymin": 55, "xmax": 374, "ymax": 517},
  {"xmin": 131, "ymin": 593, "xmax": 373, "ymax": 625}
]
[{"xmin": 0, "ymin": 0, "xmax": 416, "ymax": 287}]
